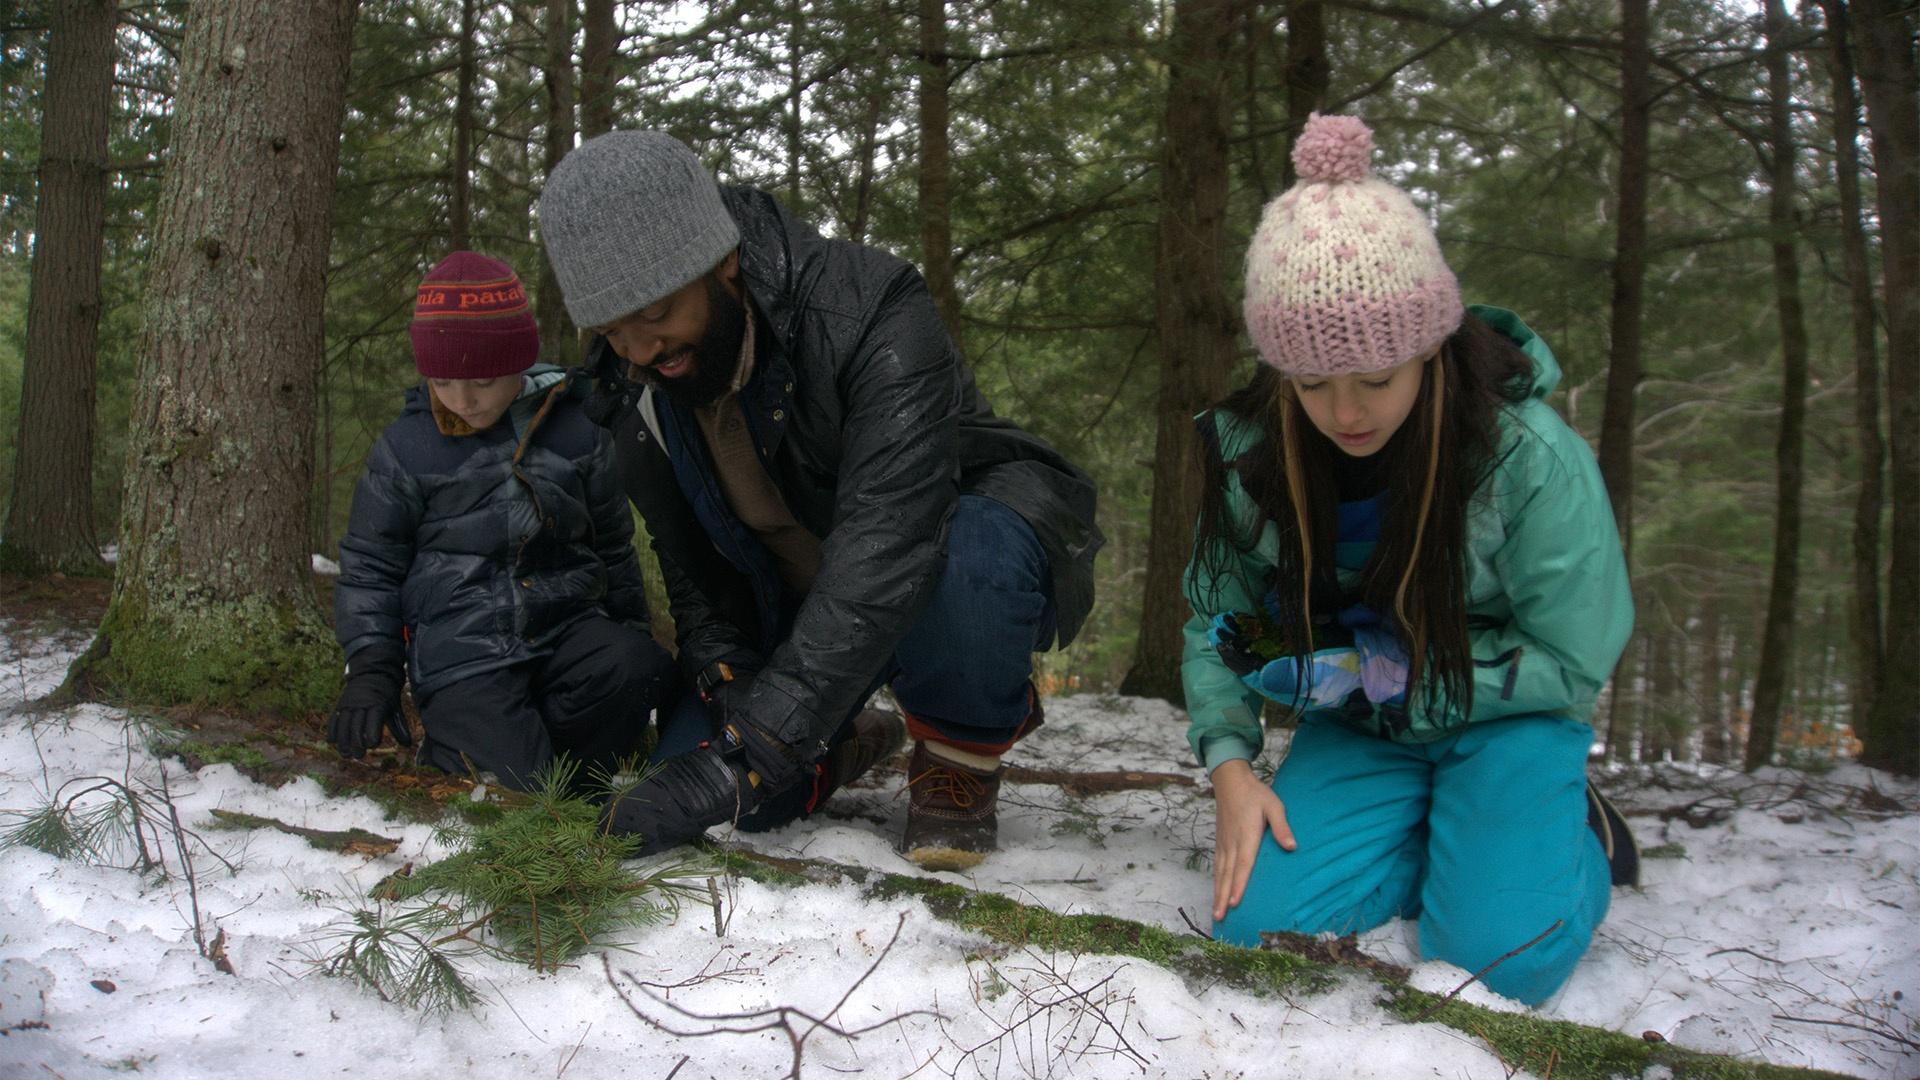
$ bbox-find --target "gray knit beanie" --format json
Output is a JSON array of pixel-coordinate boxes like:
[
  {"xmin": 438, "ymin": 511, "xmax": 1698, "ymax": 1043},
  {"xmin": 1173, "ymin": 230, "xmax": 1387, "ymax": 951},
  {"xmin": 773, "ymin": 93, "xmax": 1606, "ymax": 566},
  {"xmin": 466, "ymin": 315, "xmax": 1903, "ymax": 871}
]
[{"xmin": 537, "ymin": 131, "xmax": 741, "ymax": 329}]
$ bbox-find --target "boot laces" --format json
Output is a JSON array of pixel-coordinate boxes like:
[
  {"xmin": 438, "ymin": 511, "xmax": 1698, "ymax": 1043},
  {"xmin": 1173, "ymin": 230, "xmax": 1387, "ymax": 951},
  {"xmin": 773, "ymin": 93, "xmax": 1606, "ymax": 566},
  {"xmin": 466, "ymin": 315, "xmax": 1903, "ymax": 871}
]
[{"xmin": 908, "ymin": 759, "xmax": 988, "ymax": 809}]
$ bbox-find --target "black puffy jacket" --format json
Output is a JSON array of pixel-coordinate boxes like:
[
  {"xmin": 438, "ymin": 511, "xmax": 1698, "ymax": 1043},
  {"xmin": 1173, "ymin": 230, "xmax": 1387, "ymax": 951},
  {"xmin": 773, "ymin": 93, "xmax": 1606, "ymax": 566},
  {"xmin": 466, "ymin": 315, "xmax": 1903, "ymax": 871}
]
[
  {"xmin": 593, "ymin": 187, "xmax": 1103, "ymax": 755},
  {"xmin": 334, "ymin": 369, "xmax": 650, "ymax": 697}
]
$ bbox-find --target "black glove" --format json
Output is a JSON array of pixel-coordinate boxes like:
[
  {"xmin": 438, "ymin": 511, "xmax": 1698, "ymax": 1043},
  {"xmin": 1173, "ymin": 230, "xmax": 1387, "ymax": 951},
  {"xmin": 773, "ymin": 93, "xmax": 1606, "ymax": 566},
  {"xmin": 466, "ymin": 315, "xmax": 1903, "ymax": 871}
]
[
  {"xmin": 699, "ymin": 663, "xmax": 808, "ymax": 792},
  {"xmin": 328, "ymin": 645, "xmax": 412, "ymax": 760},
  {"xmin": 1207, "ymin": 612, "xmax": 1265, "ymax": 678},
  {"xmin": 603, "ymin": 746, "xmax": 756, "ymax": 855}
]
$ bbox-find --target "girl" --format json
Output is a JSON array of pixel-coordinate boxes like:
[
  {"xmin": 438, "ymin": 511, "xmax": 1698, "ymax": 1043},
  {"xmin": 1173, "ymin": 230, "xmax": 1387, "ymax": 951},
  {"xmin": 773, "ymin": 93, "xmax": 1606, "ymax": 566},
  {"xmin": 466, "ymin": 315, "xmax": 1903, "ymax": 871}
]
[{"xmin": 1182, "ymin": 114, "xmax": 1634, "ymax": 1005}]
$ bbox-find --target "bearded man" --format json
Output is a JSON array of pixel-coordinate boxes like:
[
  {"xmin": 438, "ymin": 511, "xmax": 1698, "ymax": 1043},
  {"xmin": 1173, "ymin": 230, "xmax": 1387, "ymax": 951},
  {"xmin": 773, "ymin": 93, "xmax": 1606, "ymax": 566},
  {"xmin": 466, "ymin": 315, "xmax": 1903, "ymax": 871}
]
[{"xmin": 538, "ymin": 131, "xmax": 1103, "ymax": 866}]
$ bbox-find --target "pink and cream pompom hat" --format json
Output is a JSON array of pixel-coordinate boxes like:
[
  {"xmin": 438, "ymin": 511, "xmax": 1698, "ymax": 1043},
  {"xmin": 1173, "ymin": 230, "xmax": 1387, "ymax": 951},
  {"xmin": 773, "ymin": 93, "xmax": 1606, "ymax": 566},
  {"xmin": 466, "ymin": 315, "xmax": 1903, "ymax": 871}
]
[{"xmin": 1244, "ymin": 113, "xmax": 1463, "ymax": 377}]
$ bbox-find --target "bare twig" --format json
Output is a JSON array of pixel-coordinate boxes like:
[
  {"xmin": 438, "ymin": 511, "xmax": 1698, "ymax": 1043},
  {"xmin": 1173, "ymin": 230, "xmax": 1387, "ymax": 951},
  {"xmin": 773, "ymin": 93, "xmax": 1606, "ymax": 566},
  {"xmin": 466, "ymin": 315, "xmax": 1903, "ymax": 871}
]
[
  {"xmin": 1413, "ymin": 920, "xmax": 1564, "ymax": 1022},
  {"xmin": 1707, "ymin": 946, "xmax": 1786, "ymax": 964},
  {"xmin": 604, "ymin": 912, "xmax": 941, "ymax": 1079},
  {"xmin": 1771, "ymin": 1012, "xmax": 1920, "ymax": 1053},
  {"xmin": 160, "ymin": 768, "xmax": 207, "ymax": 957},
  {"xmin": 1176, "ymin": 907, "xmax": 1214, "ymax": 941},
  {"xmin": 637, "ymin": 948, "xmax": 758, "ymax": 995},
  {"xmin": 944, "ymin": 949, "xmax": 1152, "ymax": 1077},
  {"xmin": 556, "ymin": 1022, "xmax": 590, "ymax": 1077}
]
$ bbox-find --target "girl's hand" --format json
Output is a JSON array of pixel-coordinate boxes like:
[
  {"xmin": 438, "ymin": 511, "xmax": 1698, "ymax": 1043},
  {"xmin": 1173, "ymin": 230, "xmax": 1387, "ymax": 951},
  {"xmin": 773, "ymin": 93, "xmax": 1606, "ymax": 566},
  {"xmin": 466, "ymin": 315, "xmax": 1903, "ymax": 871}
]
[{"xmin": 1210, "ymin": 759, "xmax": 1296, "ymax": 922}]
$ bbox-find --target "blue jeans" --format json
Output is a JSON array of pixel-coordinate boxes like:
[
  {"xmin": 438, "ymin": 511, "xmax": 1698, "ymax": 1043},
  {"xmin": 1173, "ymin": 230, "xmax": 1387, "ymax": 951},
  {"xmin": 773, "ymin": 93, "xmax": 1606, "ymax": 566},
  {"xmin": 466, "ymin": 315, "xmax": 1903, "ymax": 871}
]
[
  {"xmin": 651, "ymin": 495, "xmax": 1055, "ymax": 823},
  {"xmin": 1212, "ymin": 714, "xmax": 1611, "ymax": 1005}
]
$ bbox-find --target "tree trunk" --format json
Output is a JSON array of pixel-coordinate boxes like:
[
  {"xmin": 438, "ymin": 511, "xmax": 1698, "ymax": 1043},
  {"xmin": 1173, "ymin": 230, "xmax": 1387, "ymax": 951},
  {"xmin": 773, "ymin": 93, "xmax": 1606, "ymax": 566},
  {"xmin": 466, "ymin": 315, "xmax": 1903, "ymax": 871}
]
[
  {"xmin": 848, "ymin": 83, "xmax": 886, "ymax": 244},
  {"xmin": 67, "ymin": 0, "xmax": 360, "ymax": 715},
  {"xmin": 1731, "ymin": 617, "xmax": 1755, "ymax": 764},
  {"xmin": 450, "ymin": 0, "xmax": 477, "ymax": 250},
  {"xmin": 1643, "ymin": 624, "xmax": 1674, "ymax": 763},
  {"xmin": 0, "ymin": 0, "xmax": 115, "ymax": 578},
  {"xmin": 1119, "ymin": 0, "xmax": 1245, "ymax": 704},
  {"xmin": 1631, "ymin": 629, "xmax": 1652, "ymax": 760},
  {"xmin": 537, "ymin": 0, "xmax": 577, "ymax": 363},
  {"xmin": 1699, "ymin": 596, "xmax": 1728, "ymax": 765},
  {"xmin": 1596, "ymin": 0, "xmax": 1651, "ymax": 556},
  {"xmin": 1279, "ymin": 0, "xmax": 1327, "ymax": 189},
  {"xmin": 1852, "ymin": 0, "xmax": 1920, "ymax": 776},
  {"xmin": 1745, "ymin": 0, "xmax": 1812, "ymax": 772},
  {"xmin": 1594, "ymin": 0, "xmax": 1651, "ymax": 760},
  {"xmin": 580, "ymin": 0, "xmax": 617, "ymax": 139},
  {"xmin": 1818, "ymin": 0, "xmax": 1886, "ymax": 742},
  {"xmin": 917, "ymin": 0, "xmax": 964, "ymax": 353},
  {"xmin": 503, "ymin": 0, "xmax": 540, "ymax": 246},
  {"xmin": 1671, "ymin": 615, "xmax": 1694, "ymax": 762},
  {"xmin": 786, "ymin": 0, "xmax": 805, "ymax": 208}
]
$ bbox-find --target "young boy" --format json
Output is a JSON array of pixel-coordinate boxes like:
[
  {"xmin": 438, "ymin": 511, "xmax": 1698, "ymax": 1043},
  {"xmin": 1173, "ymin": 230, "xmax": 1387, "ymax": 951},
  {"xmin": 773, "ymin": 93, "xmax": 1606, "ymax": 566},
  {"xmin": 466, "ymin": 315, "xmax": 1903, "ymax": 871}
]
[{"xmin": 329, "ymin": 251, "xmax": 677, "ymax": 790}]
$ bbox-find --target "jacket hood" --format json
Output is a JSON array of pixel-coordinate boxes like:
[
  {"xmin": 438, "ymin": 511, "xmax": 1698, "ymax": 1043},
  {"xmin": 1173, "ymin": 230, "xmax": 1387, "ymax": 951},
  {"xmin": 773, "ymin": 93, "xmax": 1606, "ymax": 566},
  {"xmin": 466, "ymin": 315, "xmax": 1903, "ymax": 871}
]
[{"xmin": 1468, "ymin": 305, "xmax": 1560, "ymax": 399}]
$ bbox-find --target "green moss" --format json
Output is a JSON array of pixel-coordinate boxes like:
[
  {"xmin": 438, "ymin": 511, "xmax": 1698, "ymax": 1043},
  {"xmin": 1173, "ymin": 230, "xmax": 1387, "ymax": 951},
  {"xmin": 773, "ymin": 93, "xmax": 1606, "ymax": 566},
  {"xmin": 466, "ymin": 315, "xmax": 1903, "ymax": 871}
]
[
  {"xmin": 709, "ymin": 848, "xmax": 814, "ymax": 887},
  {"xmin": 866, "ymin": 872, "xmax": 1335, "ymax": 994},
  {"xmin": 173, "ymin": 739, "xmax": 270, "ymax": 773},
  {"xmin": 716, "ymin": 850, "xmax": 1853, "ymax": 1080},
  {"xmin": 1383, "ymin": 989, "xmax": 1853, "ymax": 1080},
  {"xmin": 69, "ymin": 587, "xmax": 341, "ymax": 715},
  {"xmin": 304, "ymin": 771, "xmax": 473, "ymax": 828},
  {"xmin": 1643, "ymin": 841, "xmax": 1689, "ymax": 859}
]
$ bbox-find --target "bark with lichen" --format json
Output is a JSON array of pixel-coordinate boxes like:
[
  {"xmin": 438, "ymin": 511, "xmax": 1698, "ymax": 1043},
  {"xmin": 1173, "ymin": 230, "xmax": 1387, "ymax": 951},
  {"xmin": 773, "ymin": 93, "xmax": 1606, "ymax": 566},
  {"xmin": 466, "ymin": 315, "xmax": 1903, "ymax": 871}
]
[{"xmin": 65, "ymin": 0, "xmax": 359, "ymax": 716}]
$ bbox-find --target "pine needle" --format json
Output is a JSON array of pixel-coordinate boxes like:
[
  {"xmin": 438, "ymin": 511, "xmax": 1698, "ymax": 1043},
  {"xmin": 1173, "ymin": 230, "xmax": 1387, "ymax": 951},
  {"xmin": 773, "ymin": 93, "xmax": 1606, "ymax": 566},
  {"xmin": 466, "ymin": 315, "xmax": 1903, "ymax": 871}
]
[{"xmin": 312, "ymin": 757, "xmax": 709, "ymax": 1006}]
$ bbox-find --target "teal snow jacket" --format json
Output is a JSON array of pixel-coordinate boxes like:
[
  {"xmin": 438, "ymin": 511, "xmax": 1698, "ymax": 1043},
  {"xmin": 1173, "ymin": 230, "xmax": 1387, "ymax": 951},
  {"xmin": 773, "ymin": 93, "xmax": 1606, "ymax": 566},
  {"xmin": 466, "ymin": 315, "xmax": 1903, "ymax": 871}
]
[{"xmin": 1180, "ymin": 307, "xmax": 1633, "ymax": 770}]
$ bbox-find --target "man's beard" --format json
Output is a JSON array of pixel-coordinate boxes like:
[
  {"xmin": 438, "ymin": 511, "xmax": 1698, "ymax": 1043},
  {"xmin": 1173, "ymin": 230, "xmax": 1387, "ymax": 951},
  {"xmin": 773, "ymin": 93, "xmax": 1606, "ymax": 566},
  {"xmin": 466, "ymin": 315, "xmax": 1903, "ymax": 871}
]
[{"xmin": 645, "ymin": 273, "xmax": 748, "ymax": 409}]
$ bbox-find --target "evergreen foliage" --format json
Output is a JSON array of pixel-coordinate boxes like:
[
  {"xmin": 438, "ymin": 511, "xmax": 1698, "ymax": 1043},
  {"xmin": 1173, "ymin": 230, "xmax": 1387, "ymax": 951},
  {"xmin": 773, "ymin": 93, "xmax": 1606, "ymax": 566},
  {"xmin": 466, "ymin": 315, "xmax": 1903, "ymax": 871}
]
[
  {"xmin": 313, "ymin": 761, "xmax": 707, "ymax": 1010},
  {"xmin": 0, "ymin": 765, "xmax": 238, "ymax": 882}
]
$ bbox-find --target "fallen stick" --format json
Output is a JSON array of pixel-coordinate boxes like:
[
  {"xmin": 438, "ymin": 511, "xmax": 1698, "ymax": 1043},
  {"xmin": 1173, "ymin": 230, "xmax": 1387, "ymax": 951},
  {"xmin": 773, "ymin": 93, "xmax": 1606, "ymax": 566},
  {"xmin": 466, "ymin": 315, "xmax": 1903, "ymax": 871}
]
[
  {"xmin": 206, "ymin": 808, "xmax": 400, "ymax": 855},
  {"xmin": 1001, "ymin": 766, "xmax": 1196, "ymax": 796}
]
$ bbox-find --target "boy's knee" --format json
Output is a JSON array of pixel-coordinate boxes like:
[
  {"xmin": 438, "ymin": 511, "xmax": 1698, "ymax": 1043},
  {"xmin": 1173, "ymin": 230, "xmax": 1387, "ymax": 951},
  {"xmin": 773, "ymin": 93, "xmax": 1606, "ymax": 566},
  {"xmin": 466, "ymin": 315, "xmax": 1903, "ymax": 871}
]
[{"xmin": 549, "ymin": 627, "xmax": 677, "ymax": 723}]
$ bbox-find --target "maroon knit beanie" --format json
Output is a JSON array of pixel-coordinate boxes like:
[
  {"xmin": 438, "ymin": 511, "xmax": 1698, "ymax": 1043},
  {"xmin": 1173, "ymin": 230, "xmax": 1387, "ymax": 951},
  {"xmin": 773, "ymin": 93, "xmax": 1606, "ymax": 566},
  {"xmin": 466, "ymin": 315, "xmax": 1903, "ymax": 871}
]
[{"xmin": 409, "ymin": 251, "xmax": 540, "ymax": 378}]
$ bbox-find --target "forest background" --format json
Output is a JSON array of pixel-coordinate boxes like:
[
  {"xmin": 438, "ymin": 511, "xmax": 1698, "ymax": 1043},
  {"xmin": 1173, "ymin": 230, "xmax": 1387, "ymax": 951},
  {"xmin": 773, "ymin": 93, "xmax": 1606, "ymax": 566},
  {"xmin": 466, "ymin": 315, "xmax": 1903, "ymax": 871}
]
[{"xmin": 0, "ymin": 0, "xmax": 1913, "ymax": 777}]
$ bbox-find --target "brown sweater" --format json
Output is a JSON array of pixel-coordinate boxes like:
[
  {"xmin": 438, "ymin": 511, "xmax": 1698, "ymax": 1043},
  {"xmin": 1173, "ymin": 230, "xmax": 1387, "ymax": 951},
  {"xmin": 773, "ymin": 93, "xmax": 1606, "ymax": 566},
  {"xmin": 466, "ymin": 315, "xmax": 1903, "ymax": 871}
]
[{"xmin": 692, "ymin": 313, "xmax": 822, "ymax": 592}]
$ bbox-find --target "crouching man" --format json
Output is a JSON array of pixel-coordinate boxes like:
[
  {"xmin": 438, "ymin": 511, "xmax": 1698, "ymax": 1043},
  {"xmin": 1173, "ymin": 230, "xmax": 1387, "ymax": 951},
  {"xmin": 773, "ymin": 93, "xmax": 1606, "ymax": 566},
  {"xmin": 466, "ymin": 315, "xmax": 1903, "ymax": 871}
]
[{"xmin": 537, "ymin": 131, "xmax": 1103, "ymax": 865}]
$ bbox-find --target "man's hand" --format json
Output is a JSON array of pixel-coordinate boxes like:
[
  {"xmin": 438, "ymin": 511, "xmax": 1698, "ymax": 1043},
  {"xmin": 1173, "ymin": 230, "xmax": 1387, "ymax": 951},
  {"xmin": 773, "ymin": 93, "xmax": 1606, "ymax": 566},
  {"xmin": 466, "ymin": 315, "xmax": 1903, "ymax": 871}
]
[
  {"xmin": 603, "ymin": 747, "xmax": 756, "ymax": 855},
  {"xmin": 329, "ymin": 646, "xmax": 411, "ymax": 759},
  {"xmin": 701, "ymin": 665, "xmax": 809, "ymax": 791},
  {"xmin": 1210, "ymin": 759, "xmax": 1295, "ymax": 922}
]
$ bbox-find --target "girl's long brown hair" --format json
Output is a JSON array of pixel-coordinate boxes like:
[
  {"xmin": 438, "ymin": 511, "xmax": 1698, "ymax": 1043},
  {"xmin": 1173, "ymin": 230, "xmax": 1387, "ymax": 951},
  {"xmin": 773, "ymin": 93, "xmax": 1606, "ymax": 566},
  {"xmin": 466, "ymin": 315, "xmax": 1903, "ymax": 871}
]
[{"xmin": 1190, "ymin": 312, "xmax": 1535, "ymax": 719}]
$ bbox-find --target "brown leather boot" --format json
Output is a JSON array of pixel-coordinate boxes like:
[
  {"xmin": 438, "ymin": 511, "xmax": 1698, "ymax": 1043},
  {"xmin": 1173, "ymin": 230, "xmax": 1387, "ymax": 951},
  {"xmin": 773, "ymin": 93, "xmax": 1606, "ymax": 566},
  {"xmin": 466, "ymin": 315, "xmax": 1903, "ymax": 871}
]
[
  {"xmin": 824, "ymin": 708, "xmax": 907, "ymax": 792},
  {"xmin": 898, "ymin": 741, "xmax": 1001, "ymax": 870}
]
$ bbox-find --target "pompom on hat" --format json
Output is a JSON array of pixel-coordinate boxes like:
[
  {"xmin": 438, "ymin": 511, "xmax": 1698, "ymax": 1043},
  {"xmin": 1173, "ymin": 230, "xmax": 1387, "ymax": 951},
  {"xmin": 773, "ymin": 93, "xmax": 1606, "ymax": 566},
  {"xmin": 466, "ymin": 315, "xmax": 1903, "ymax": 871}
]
[
  {"xmin": 409, "ymin": 251, "xmax": 540, "ymax": 379},
  {"xmin": 1243, "ymin": 113, "xmax": 1462, "ymax": 377}
]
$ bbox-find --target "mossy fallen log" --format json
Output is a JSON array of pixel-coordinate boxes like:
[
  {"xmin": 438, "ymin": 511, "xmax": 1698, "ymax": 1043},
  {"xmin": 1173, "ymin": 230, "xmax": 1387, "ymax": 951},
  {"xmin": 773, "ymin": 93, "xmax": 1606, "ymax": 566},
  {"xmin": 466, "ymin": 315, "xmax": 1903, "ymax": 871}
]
[{"xmin": 711, "ymin": 847, "xmax": 1856, "ymax": 1080}]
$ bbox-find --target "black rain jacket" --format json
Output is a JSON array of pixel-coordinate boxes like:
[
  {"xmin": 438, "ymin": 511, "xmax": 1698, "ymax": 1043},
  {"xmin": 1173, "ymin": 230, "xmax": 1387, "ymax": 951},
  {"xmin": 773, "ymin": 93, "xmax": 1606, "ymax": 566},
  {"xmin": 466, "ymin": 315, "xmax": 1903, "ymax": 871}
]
[
  {"xmin": 593, "ymin": 187, "xmax": 1103, "ymax": 756},
  {"xmin": 334, "ymin": 370, "xmax": 650, "ymax": 697}
]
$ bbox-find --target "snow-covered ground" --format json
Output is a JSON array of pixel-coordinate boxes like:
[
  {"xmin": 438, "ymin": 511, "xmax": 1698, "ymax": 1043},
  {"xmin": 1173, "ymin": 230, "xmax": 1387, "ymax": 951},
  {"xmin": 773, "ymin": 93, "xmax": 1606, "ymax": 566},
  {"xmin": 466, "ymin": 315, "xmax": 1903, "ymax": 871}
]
[{"xmin": 1, "ymin": 623, "xmax": 1915, "ymax": 1079}]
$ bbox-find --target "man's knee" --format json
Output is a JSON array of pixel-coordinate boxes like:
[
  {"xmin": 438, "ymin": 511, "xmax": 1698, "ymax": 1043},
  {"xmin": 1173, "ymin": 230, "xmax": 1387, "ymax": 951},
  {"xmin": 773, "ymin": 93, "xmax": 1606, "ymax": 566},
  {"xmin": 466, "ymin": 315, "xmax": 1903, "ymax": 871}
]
[
  {"xmin": 894, "ymin": 498, "xmax": 1053, "ymax": 733},
  {"xmin": 929, "ymin": 497, "xmax": 1052, "ymax": 636}
]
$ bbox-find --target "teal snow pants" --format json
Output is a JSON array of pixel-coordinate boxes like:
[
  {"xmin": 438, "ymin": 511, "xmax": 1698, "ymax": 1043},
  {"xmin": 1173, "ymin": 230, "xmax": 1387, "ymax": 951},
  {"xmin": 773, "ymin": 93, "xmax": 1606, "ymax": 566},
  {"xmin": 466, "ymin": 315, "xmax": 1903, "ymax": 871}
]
[{"xmin": 1212, "ymin": 713, "xmax": 1611, "ymax": 1005}]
